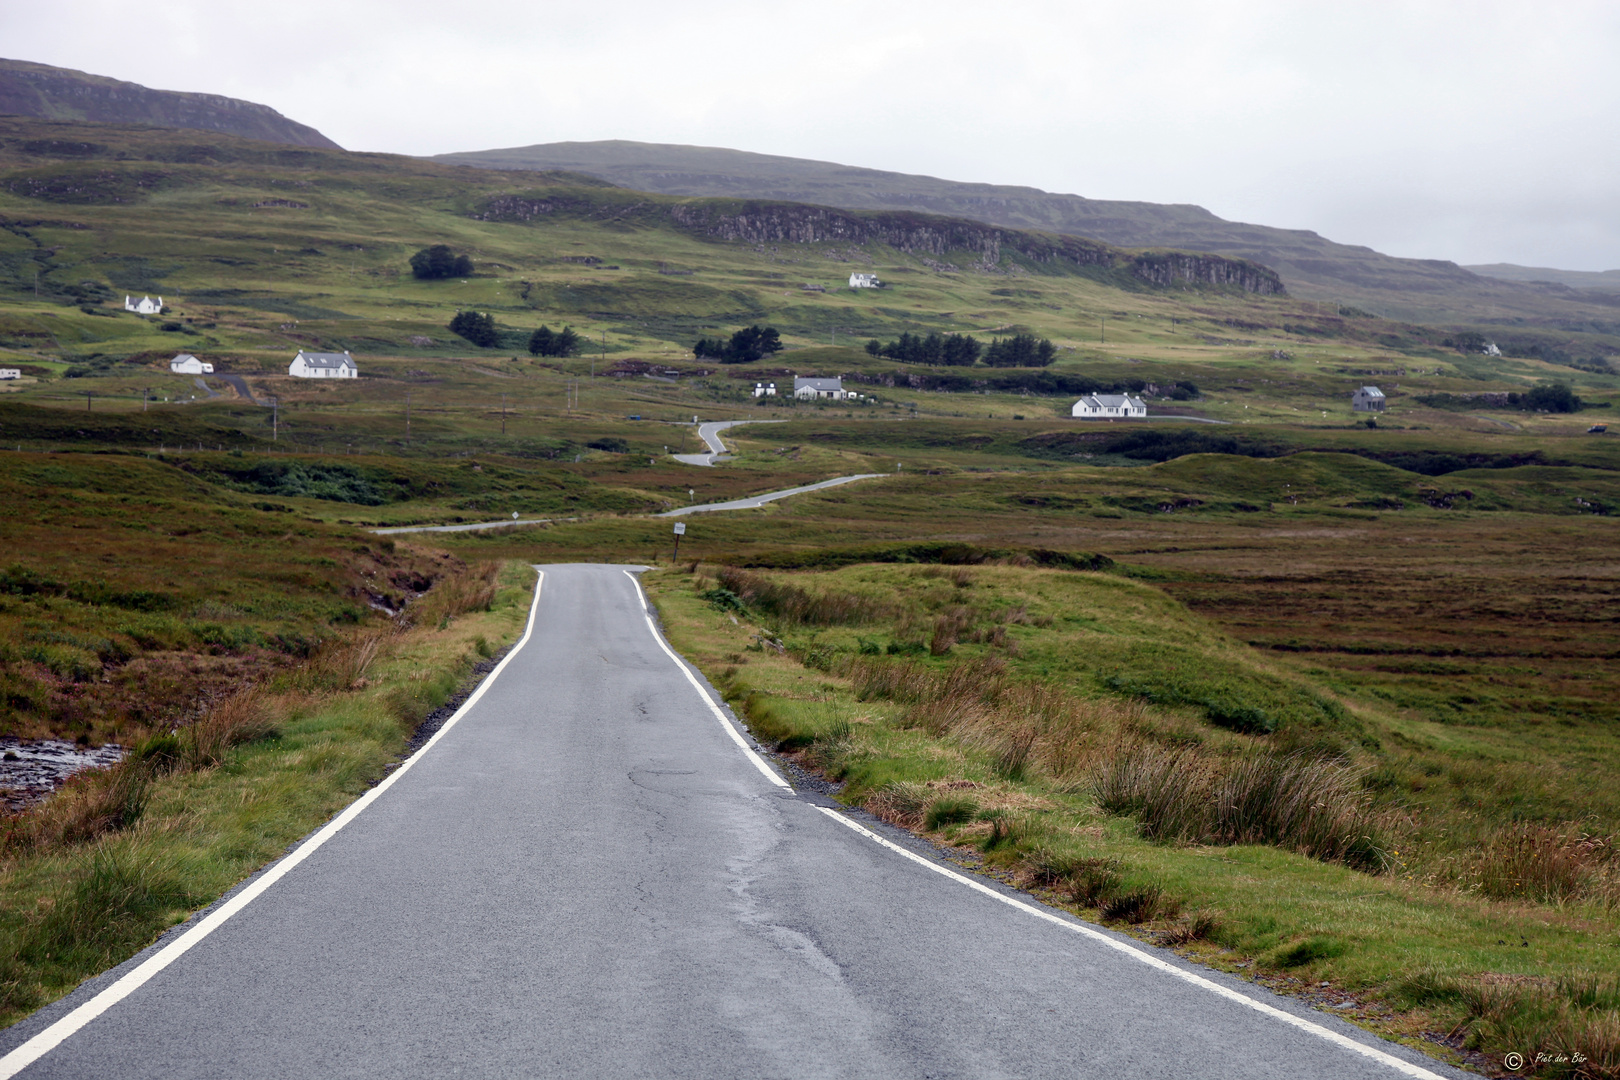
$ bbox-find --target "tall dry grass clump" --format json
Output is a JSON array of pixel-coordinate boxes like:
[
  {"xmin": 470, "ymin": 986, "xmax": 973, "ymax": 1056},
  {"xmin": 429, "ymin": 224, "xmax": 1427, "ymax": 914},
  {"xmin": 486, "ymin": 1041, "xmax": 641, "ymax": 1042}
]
[
  {"xmin": 847, "ymin": 655, "xmax": 1122, "ymax": 780},
  {"xmin": 1092, "ymin": 740, "xmax": 1385, "ymax": 869},
  {"xmin": 2, "ymin": 760, "xmax": 152, "ymax": 854},
  {"xmin": 1404, "ymin": 972, "xmax": 1620, "ymax": 1080},
  {"xmin": 183, "ymin": 686, "xmax": 277, "ymax": 769},
  {"xmin": 406, "ymin": 561, "xmax": 499, "ymax": 629},
  {"xmin": 713, "ymin": 567, "xmax": 892, "ymax": 626},
  {"xmin": 1469, "ymin": 824, "xmax": 1616, "ymax": 906}
]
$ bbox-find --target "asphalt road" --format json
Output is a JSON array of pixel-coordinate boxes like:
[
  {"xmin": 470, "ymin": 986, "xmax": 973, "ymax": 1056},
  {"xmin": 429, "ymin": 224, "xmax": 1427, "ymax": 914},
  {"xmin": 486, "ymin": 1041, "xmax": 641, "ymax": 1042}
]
[
  {"xmin": 672, "ymin": 419, "xmax": 781, "ymax": 466},
  {"xmin": 658, "ymin": 474, "xmax": 885, "ymax": 517},
  {"xmin": 0, "ymin": 566, "xmax": 1466, "ymax": 1079}
]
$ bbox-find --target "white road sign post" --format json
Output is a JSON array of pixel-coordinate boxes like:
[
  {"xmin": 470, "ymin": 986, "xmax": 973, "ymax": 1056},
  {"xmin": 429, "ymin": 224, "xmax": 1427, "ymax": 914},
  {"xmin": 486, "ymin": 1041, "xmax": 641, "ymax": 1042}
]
[{"xmin": 672, "ymin": 520, "xmax": 686, "ymax": 562}]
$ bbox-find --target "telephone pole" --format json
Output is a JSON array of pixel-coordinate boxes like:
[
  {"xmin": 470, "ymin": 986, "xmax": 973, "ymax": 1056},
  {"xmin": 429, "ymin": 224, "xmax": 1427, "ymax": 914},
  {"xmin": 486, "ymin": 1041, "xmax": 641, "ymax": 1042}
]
[
  {"xmin": 405, "ymin": 390, "xmax": 411, "ymax": 444},
  {"xmin": 500, "ymin": 393, "xmax": 507, "ymax": 436}
]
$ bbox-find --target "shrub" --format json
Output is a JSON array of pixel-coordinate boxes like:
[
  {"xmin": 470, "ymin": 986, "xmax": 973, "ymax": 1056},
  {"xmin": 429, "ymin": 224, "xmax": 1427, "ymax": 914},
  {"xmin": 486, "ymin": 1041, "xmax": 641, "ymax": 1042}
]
[
  {"xmin": 529, "ymin": 324, "xmax": 581, "ymax": 357},
  {"xmin": 410, "ymin": 245, "xmax": 473, "ymax": 280},
  {"xmin": 449, "ymin": 310, "xmax": 498, "ymax": 348},
  {"xmin": 713, "ymin": 567, "xmax": 891, "ymax": 626}
]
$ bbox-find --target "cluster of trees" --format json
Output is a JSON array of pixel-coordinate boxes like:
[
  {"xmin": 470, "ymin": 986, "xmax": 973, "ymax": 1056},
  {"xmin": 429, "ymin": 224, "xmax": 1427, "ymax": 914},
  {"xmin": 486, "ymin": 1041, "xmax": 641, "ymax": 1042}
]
[
  {"xmin": 410, "ymin": 245, "xmax": 474, "ymax": 280},
  {"xmin": 1416, "ymin": 383, "xmax": 1590, "ymax": 414},
  {"xmin": 448, "ymin": 310, "xmax": 498, "ymax": 347},
  {"xmin": 529, "ymin": 325, "xmax": 582, "ymax": 358},
  {"xmin": 983, "ymin": 333, "xmax": 1058, "ymax": 367},
  {"xmin": 863, "ymin": 331, "xmax": 1057, "ymax": 367},
  {"xmin": 445, "ymin": 312, "xmax": 584, "ymax": 355},
  {"xmin": 864, "ymin": 332, "xmax": 981, "ymax": 366},
  {"xmin": 694, "ymin": 325, "xmax": 783, "ymax": 363}
]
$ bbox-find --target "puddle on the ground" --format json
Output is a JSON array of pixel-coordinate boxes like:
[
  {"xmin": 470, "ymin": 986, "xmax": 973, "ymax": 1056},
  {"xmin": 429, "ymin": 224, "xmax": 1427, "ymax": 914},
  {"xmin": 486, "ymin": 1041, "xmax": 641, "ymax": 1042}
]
[{"xmin": 0, "ymin": 738, "xmax": 127, "ymax": 813}]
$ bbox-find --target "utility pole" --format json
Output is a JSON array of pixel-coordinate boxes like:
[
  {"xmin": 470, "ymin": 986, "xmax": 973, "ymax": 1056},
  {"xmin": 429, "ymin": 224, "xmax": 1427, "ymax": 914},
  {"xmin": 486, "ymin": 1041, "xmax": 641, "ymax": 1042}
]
[
  {"xmin": 84, "ymin": 390, "xmax": 92, "ymax": 412},
  {"xmin": 271, "ymin": 396, "xmax": 278, "ymax": 441},
  {"xmin": 404, "ymin": 390, "xmax": 411, "ymax": 444},
  {"xmin": 143, "ymin": 387, "xmax": 150, "ymax": 413},
  {"xmin": 1100, "ymin": 317, "xmax": 1106, "ymax": 345},
  {"xmin": 501, "ymin": 393, "xmax": 507, "ymax": 436}
]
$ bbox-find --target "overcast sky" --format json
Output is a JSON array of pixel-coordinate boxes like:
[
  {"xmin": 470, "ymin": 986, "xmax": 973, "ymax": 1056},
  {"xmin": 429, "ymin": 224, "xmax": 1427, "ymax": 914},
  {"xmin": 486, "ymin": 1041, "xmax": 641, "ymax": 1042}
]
[{"xmin": 9, "ymin": 1, "xmax": 1618, "ymax": 270}]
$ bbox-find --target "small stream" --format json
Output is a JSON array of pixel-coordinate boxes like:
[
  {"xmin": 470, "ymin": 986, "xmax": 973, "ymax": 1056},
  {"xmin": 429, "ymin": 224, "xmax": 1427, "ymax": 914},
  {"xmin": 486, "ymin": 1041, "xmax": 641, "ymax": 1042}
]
[{"xmin": 0, "ymin": 738, "xmax": 127, "ymax": 813}]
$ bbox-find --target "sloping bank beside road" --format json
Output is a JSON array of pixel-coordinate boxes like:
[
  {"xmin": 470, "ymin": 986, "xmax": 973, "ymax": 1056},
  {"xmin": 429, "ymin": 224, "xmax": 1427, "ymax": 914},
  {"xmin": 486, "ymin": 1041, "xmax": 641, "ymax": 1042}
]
[
  {"xmin": 641, "ymin": 563, "xmax": 1616, "ymax": 1080},
  {"xmin": 0, "ymin": 562, "xmax": 537, "ymax": 1031}
]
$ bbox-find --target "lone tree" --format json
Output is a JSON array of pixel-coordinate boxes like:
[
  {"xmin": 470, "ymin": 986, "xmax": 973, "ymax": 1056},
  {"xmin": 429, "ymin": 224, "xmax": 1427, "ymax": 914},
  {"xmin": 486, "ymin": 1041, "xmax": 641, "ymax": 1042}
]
[
  {"xmin": 410, "ymin": 245, "xmax": 474, "ymax": 280},
  {"xmin": 528, "ymin": 324, "xmax": 581, "ymax": 357},
  {"xmin": 449, "ymin": 310, "xmax": 498, "ymax": 348},
  {"xmin": 693, "ymin": 325, "xmax": 783, "ymax": 363}
]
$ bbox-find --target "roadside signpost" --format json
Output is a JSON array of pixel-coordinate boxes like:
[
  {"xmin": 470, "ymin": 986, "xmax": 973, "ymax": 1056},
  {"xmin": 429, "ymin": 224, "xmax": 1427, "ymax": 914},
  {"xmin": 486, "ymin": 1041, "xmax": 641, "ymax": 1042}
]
[{"xmin": 672, "ymin": 521, "xmax": 686, "ymax": 562}]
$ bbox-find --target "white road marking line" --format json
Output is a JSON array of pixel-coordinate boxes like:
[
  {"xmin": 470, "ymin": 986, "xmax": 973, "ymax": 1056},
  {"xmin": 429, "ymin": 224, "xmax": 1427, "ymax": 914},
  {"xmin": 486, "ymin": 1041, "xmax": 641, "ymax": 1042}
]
[
  {"xmin": 814, "ymin": 807, "xmax": 1450, "ymax": 1080},
  {"xmin": 0, "ymin": 573, "xmax": 549, "ymax": 1080},
  {"xmin": 623, "ymin": 570, "xmax": 790, "ymax": 789}
]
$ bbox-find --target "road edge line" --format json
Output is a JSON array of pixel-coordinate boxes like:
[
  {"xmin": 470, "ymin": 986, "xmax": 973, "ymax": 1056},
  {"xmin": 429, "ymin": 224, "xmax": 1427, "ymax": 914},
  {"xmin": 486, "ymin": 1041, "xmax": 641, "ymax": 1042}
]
[
  {"xmin": 813, "ymin": 806, "xmax": 1449, "ymax": 1080},
  {"xmin": 0, "ymin": 572, "xmax": 548, "ymax": 1080},
  {"xmin": 622, "ymin": 570, "xmax": 790, "ymax": 790}
]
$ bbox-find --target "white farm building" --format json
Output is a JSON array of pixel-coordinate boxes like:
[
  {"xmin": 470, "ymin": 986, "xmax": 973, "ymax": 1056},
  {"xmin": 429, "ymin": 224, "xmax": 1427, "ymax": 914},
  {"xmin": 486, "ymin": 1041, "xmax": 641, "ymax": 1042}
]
[
  {"xmin": 794, "ymin": 376, "xmax": 855, "ymax": 401},
  {"xmin": 1351, "ymin": 386, "xmax": 1386, "ymax": 412},
  {"xmin": 169, "ymin": 354, "xmax": 213, "ymax": 374},
  {"xmin": 848, "ymin": 273, "xmax": 882, "ymax": 289},
  {"xmin": 1072, "ymin": 393, "xmax": 1147, "ymax": 419},
  {"xmin": 289, "ymin": 350, "xmax": 358, "ymax": 379},
  {"xmin": 125, "ymin": 295, "xmax": 164, "ymax": 315}
]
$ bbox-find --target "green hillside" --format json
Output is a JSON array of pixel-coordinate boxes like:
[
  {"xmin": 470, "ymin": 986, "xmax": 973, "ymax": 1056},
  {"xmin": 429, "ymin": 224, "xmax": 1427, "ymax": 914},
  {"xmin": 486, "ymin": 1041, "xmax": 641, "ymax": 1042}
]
[{"xmin": 434, "ymin": 139, "xmax": 1620, "ymax": 331}]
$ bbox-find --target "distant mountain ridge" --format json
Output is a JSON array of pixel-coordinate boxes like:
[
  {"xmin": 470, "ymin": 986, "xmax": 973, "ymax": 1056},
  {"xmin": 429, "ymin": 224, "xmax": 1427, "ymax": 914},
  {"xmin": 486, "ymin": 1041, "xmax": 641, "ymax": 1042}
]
[
  {"xmin": 0, "ymin": 58, "xmax": 339, "ymax": 150},
  {"xmin": 435, "ymin": 140, "xmax": 1619, "ymax": 330},
  {"xmin": 1466, "ymin": 264, "xmax": 1620, "ymax": 291}
]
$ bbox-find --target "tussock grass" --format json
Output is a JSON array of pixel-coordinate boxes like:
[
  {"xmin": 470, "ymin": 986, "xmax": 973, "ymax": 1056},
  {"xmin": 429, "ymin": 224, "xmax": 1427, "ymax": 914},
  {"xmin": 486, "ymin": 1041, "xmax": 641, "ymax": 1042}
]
[
  {"xmin": 1092, "ymin": 740, "xmax": 1384, "ymax": 869},
  {"xmin": 1467, "ymin": 824, "xmax": 1617, "ymax": 907},
  {"xmin": 712, "ymin": 566, "xmax": 892, "ymax": 627},
  {"xmin": 1403, "ymin": 972, "xmax": 1620, "ymax": 1079}
]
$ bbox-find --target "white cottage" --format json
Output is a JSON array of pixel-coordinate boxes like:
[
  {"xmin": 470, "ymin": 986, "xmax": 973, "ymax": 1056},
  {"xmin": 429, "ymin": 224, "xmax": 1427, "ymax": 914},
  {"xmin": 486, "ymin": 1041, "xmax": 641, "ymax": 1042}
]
[
  {"xmin": 1351, "ymin": 386, "xmax": 1386, "ymax": 412},
  {"xmin": 289, "ymin": 350, "xmax": 358, "ymax": 379},
  {"xmin": 752, "ymin": 382, "xmax": 778, "ymax": 398},
  {"xmin": 1072, "ymin": 393, "xmax": 1147, "ymax": 419},
  {"xmin": 169, "ymin": 354, "xmax": 214, "ymax": 374},
  {"xmin": 794, "ymin": 376, "xmax": 852, "ymax": 400},
  {"xmin": 848, "ymin": 273, "xmax": 882, "ymax": 289},
  {"xmin": 125, "ymin": 295, "xmax": 164, "ymax": 315}
]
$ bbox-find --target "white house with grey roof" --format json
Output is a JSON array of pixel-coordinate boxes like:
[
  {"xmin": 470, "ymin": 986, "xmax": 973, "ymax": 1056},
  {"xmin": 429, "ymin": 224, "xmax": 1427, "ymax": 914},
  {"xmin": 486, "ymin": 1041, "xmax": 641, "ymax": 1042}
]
[
  {"xmin": 1351, "ymin": 386, "xmax": 1385, "ymax": 411},
  {"xmin": 1072, "ymin": 393, "xmax": 1147, "ymax": 419},
  {"xmin": 289, "ymin": 350, "xmax": 358, "ymax": 379},
  {"xmin": 169, "ymin": 354, "xmax": 213, "ymax": 374},
  {"xmin": 125, "ymin": 295, "xmax": 164, "ymax": 315},
  {"xmin": 848, "ymin": 273, "xmax": 882, "ymax": 289},
  {"xmin": 794, "ymin": 376, "xmax": 852, "ymax": 400}
]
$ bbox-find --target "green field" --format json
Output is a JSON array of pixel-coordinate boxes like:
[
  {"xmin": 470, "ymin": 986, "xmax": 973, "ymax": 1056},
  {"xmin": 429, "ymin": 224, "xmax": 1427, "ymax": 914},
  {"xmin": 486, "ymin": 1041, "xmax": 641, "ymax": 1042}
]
[{"xmin": 2, "ymin": 115, "xmax": 1618, "ymax": 1077}]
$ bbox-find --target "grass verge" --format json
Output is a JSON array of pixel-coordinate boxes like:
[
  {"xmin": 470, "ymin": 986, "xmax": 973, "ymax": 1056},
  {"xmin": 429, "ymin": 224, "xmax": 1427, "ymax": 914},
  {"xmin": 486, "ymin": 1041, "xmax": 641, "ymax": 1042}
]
[
  {"xmin": 647, "ymin": 563, "xmax": 1620, "ymax": 1079},
  {"xmin": 0, "ymin": 560, "xmax": 535, "ymax": 1029}
]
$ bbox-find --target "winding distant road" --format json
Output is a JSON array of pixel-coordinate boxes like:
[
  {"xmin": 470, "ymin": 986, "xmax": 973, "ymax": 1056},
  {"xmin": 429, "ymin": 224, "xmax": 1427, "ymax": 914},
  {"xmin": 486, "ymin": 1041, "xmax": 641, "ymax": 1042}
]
[
  {"xmin": 0, "ymin": 566, "xmax": 1465, "ymax": 1080},
  {"xmin": 672, "ymin": 419, "xmax": 782, "ymax": 466}
]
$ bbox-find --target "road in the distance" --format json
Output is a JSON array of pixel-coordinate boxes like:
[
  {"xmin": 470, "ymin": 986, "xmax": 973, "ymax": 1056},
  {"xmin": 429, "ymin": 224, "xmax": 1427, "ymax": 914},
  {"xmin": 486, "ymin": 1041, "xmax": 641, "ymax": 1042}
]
[
  {"xmin": 672, "ymin": 418, "xmax": 780, "ymax": 465},
  {"xmin": 0, "ymin": 566, "xmax": 1465, "ymax": 1079}
]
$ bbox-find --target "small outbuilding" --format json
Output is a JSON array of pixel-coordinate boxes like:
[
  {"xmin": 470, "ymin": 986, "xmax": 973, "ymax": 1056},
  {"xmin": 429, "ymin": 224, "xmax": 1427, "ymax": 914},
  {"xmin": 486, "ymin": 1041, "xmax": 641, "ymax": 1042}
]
[
  {"xmin": 1351, "ymin": 386, "xmax": 1386, "ymax": 412},
  {"xmin": 289, "ymin": 350, "xmax": 358, "ymax": 379},
  {"xmin": 752, "ymin": 382, "xmax": 778, "ymax": 398},
  {"xmin": 1072, "ymin": 393, "xmax": 1147, "ymax": 419},
  {"xmin": 0, "ymin": 369, "xmax": 20, "ymax": 380},
  {"xmin": 848, "ymin": 273, "xmax": 882, "ymax": 289},
  {"xmin": 169, "ymin": 354, "xmax": 214, "ymax": 375}
]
